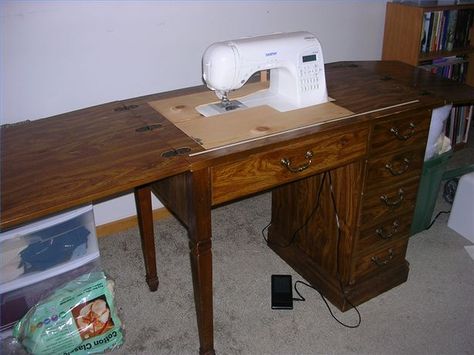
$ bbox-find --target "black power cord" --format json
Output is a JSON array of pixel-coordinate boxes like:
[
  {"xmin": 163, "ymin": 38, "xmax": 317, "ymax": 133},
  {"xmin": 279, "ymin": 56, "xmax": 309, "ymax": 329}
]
[
  {"xmin": 292, "ymin": 280, "xmax": 361, "ymax": 328},
  {"xmin": 263, "ymin": 170, "xmax": 361, "ymax": 328},
  {"xmin": 262, "ymin": 172, "xmax": 327, "ymax": 248},
  {"xmin": 426, "ymin": 210, "xmax": 451, "ymax": 230},
  {"xmin": 318, "ymin": 170, "xmax": 361, "ymax": 328},
  {"xmin": 423, "ymin": 178, "xmax": 460, "ymax": 230}
]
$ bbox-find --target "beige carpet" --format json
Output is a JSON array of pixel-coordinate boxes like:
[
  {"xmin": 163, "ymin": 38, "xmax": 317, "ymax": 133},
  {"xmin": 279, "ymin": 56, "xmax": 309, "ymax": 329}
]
[
  {"xmin": 4, "ymin": 131, "xmax": 473, "ymax": 354},
  {"xmin": 96, "ymin": 188, "xmax": 473, "ymax": 354}
]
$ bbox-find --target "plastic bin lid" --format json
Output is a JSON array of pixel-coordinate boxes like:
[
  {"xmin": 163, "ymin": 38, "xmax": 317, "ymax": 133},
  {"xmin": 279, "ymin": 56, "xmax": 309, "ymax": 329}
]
[{"xmin": 0, "ymin": 205, "xmax": 93, "ymax": 242}]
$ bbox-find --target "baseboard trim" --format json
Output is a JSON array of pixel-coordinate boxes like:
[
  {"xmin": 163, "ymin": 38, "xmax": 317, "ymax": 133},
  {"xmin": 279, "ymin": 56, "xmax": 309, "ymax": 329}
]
[{"xmin": 96, "ymin": 207, "xmax": 172, "ymax": 237}]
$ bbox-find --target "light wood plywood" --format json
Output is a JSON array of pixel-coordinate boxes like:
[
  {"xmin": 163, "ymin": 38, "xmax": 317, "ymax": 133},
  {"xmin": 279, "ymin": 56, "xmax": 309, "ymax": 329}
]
[{"xmin": 148, "ymin": 82, "xmax": 354, "ymax": 150}]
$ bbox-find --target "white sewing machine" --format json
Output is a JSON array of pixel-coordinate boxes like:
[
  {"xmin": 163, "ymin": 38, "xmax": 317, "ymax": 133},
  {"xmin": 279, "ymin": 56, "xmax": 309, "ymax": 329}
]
[{"xmin": 196, "ymin": 31, "xmax": 328, "ymax": 117}]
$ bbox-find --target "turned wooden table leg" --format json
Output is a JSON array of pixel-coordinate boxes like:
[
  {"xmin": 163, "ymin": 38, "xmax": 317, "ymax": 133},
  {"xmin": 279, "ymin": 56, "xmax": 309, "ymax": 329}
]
[
  {"xmin": 186, "ymin": 169, "xmax": 215, "ymax": 355},
  {"xmin": 134, "ymin": 185, "xmax": 159, "ymax": 291}
]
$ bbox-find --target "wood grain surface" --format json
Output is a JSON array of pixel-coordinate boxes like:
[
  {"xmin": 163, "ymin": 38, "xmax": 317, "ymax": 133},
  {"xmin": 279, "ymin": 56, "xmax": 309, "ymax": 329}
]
[
  {"xmin": 0, "ymin": 101, "xmax": 202, "ymax": 230},
  {"xmin": 148, "ymin": 82, "xmax": 353, "ymax": 150},
  {"xmin": 360, "ymin": 178, "xmax": 420, "ymax": 227},
  {"xmin": 211, "ymin": 124, "xmax": 368, "ymax": 205},
  {"xmin": 351, "ymin": 238, "xmax": 409, "ymax": 281},
  {"xmin": 355, "ymin": 212, "xmax": 414, "ymax": 255}
]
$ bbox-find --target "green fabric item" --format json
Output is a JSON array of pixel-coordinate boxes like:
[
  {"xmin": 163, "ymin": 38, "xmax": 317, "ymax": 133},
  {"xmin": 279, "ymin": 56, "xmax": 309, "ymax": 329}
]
[{"xmin": 13, "ymin": 272, "xmax": 123, "ymax": 355}]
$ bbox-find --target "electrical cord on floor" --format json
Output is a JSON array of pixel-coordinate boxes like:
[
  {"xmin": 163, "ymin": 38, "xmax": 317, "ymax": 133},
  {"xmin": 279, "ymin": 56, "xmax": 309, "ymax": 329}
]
[
  {"xmin": 261, "ymin": 172, "xmax": 328, "ymax": 248},
  {"xmin": 261, "ymin": 220, "xmax": 272, "ymax": 243},
  {"xmin": 426, "ymin": 210, "xmax": 451, "ymax": 230},
  {"xmin": 263, "ymin": 169, "xmax": 362, "ymax": 327},
  {"xmin": 292, "ymin": 280, "xmax": 361, "ymax": 328},
  {"xmin": 326, "ymin": 170, "xmax": 361, "ymax": 328}
]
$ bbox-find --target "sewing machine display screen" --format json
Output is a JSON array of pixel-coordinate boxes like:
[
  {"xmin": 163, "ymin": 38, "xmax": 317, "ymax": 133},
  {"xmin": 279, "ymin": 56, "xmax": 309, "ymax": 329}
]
[{"xmin": 302, "ymin": 54, "xmax": 317, "ymax": 63}]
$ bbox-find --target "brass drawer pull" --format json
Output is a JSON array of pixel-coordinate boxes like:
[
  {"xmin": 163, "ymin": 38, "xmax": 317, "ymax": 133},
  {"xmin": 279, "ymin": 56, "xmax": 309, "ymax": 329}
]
[
  {"xmin": 281, "ymin": 151, "xmax": 313, "ymax": 173},
  {"xmin": 380, "ymin": 188, "xmax": 404, "ymax": 207},
  {"xmin": 390, "ymin": 122, "xmax": 415, "ymax": 140},
  {"xmin": 385, "ymin": 158, "xmax": 410, "ymax": 176},
  {"xmin": 376, "ymin": 219, "xmax": 400, "ymax": 240},
  {"xmin": 371, "ymin": 248, "xmax": 394, "ymax": 266}
]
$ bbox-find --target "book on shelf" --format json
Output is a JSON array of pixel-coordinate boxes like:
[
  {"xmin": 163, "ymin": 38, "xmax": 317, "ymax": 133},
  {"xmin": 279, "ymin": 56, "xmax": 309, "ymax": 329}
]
[
  {"xmin": 420, "ymin": 8, "xmax": 473, "ymax": 54},
  {"xmin": 421, "ymin": 12, "xmax": 432, "ymax": 53},
  {"xmin": 419, "ymin": 55, "xmax": 469, "ymax": 82},
  {"xmin": 446, "ymin": 10, "xmax": 458, "ymax": 51},
  {"xmin": 445, "ymin": 104, "xmax": 473, "ymax": 146}
]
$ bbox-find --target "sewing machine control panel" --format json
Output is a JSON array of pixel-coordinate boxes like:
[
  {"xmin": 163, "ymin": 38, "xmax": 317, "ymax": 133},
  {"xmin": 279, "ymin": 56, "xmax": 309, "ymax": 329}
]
[{"xmin": 298, "ymin": 53, "xmax": 321, "ymax": 93}]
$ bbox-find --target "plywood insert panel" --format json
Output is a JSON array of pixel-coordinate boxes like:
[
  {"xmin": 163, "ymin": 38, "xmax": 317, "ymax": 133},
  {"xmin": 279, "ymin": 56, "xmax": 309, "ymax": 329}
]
[{"xmin": 148, "ymin": 82, "xmax": 353, "ymax": 150}]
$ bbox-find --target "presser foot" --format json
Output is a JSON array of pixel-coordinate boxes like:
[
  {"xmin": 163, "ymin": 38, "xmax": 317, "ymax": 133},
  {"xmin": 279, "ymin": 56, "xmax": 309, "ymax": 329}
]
[{"xmin": 216, "ymin": 99, "xmax": 246, "ymax": 112}]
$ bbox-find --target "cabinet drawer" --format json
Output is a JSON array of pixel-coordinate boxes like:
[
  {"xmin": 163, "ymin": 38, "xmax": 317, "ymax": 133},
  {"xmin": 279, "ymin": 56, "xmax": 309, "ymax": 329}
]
[
  {"xmin": 360, "ymin": 179, "xmax": 419, "ymax": 227},
  {"xmin": 370, "ymin": 110, "xmax": 431, "ymax": 155},
  {"xmin": 211, "ymin": 125, "xmax": 368, "ymax": 205},
  {"xmin": 365, "ymin": 148, "xmax": 425, "ymax": 189},
  {"xmin": 356, "ymin": 212, "xmax": 413, "ymax": 254},
  {"xmin": 352, "ymin": 239, "xmax": 408, "ymax": 282}
]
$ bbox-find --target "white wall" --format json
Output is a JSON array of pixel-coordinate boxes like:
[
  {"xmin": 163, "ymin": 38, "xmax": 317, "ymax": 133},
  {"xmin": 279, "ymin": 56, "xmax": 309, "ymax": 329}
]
[{"xmin": 1, "ymin": 0, "xmax": 388, "ymax": 225}]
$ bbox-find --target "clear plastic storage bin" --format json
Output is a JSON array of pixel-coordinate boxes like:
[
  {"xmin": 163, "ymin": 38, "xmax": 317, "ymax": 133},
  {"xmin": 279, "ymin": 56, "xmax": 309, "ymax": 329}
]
[
  {"xmin": 0, "ymin": 205, "xmax": 100, "ymax": 332},
  {"xmin": 0, "ymin": 258, "xmax": 101, "ymax": 334}
]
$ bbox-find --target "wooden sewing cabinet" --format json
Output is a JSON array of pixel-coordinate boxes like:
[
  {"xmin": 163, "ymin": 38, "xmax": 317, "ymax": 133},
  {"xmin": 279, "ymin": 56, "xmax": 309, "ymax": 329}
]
[{"xmin": 3, "ymin": 61, "xmax": 474, "ymax": 354}]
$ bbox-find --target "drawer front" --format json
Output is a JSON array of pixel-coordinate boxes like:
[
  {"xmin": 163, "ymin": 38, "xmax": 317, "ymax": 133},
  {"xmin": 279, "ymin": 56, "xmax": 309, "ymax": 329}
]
[
  {"xmin": 370, "ymin": 110, "xmax": 431, "ymax": 155},
  {"xmin": 365, "ymin": 148, "xmax": 425, "ymax": 189},
  {"xmin": 352, "ymin": 238, "xmax": 408, "ymax": 282},
  {"xmin": 360, "ymin": 179, "xmax": 419, "ymax": 227},
  {"xmin": 211, "ymin": 125, "xmax": 368, "ymax": 205},
  {"xmin": 356, "ymin": 212, "xmax": 413, "ymax": 254}
]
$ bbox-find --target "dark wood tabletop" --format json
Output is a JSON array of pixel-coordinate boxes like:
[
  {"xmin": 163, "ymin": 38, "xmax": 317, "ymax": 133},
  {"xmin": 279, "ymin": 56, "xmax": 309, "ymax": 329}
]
[
  {"xmin": 0, "ymin": 98, "xmax": 202, "ymax": 230},
  {"xmin": 2, "ymin": 61, "xmax": 472, "ymax": 231}
]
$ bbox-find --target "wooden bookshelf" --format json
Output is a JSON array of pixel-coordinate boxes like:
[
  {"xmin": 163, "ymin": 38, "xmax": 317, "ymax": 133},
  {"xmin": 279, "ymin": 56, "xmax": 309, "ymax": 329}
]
[
  {"xmin": 382, "ymin": 1, "xmax": 474, "ymax": 87},
  {"xmin": 383, "ymin": 2, "xmax": 474, "ymax": 150}
]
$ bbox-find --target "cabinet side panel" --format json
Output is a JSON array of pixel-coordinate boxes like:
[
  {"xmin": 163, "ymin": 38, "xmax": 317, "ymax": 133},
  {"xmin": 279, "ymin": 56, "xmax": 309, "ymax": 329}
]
[
  {"xmin": 382, "ymin": 3, "xmax": 424, "ymax": 65},
  {"xmin": 268, "ymin": 160, "xmax": 363, "ymax": 282}
]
